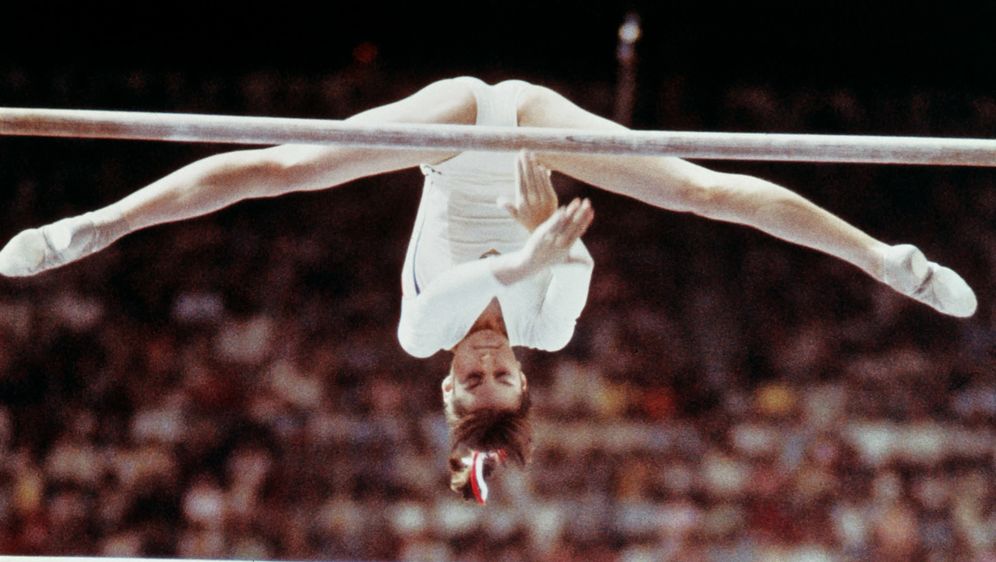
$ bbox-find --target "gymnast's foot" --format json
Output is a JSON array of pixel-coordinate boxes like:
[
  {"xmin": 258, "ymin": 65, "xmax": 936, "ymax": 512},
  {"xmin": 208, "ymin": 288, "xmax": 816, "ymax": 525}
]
[
  {"xmin": 881, "ymin": 244, "xmax": 977, "ymax": 318},
  {"xmin": 0, "ymin": 212, "xmax": 123, "ymax": 277}
]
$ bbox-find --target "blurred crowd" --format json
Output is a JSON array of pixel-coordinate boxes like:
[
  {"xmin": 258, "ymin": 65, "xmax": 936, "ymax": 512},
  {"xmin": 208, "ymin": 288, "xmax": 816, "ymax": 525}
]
[{"xmin": 0, "ymin": 65, "xmax": 994, "ymax": 562}]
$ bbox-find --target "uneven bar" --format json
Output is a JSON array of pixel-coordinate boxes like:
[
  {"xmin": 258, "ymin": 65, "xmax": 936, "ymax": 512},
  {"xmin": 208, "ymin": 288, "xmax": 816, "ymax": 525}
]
[{"xmin": 1, "ymin": 107, "xmax": 995, "ymax": 167}]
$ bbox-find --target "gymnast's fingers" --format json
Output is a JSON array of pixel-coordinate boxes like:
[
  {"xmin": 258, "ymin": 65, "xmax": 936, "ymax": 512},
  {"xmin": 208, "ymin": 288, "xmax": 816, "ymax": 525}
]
[
  {"xmin": 561, "ymin": 198, "xmax": 593, "ymax": 242},
  {"xmin": 516, "ymin": 151, "xmax": 538, "ymax": 205},
  {"xmin": 525, "ymin": 152, "xmax": 545, "ymax": 202}
]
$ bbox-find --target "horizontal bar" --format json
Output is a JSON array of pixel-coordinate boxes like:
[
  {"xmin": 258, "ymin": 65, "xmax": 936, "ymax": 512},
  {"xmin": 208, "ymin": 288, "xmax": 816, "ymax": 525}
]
[{"xmin": 1, "ymin": 107, "xmax": 995, "ymax": 167}]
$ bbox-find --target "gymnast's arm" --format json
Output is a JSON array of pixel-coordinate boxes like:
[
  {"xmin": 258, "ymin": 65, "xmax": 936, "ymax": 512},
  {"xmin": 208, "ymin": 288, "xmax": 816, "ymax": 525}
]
[
  {"xmin": 525, "ymin": 239, "xmax": 594, "ymax": 352},
  {"xmin": 503, "ymin": 150, "xmax": 593, "ymax": 349},
  {"xmin": 398, "ymin": 258, "xmax": 504, "ymax": 358},
  {"xmin": 398, "ymin": 199, "xmax": 594, "ymax": 357},
  {"xmin": 0, "ymin": 79, "xmax": 477, "ymax": 277}
]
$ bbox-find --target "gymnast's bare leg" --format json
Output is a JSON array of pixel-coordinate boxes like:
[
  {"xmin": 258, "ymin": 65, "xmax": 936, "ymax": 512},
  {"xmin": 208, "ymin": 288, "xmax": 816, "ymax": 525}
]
[
  {"xmin": 0, "ymin": 79, "xmax": 476, "ymax": 277},
  {"xmin": 516, "ymin": 84, "xmax": 977, "ymax": 317},
  {"xmin": 0, "ymin": 78, "xmax": 977, "ymax": 317}
]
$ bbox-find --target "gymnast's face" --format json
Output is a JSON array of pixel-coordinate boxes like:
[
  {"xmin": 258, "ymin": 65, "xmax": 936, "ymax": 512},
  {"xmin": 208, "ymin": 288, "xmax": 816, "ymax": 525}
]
[{"xmin": 444, "ymin": 328, "xmax": 527, "ymax": 413}]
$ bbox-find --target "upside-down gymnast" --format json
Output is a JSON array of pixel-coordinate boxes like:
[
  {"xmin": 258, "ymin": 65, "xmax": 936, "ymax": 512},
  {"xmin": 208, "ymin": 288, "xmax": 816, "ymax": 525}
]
[{"xmin": 0, "ymin": 77, "xmax": 977, "ymax": 503}]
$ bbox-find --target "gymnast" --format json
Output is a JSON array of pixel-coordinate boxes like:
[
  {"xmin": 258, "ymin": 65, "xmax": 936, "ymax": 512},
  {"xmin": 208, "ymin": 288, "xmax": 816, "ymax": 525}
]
[{"xmin": 0, "ymin": 76, "xmax": 977, "ymax": 503}]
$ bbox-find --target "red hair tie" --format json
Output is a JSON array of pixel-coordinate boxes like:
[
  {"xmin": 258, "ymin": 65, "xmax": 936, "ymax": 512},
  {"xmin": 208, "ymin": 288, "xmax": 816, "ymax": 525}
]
[
  {"xmin": 469, "ymin": 451, "xmax": 488, "ymax": 504},
  {"xmin": 468, "ymin": 450, "xmax": 507, "ymax": 504}
]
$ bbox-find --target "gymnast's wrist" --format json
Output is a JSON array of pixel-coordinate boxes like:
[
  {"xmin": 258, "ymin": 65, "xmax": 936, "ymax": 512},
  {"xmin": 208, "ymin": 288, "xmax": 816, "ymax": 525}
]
[{"xmin": 489, "ymin": 250, "xmax": 536, "ymax": 286}]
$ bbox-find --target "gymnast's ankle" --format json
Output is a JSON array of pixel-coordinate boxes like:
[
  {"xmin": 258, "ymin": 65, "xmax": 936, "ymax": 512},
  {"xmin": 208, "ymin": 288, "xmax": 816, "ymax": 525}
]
[
  {"xmin": 881, "ymin": 244, "xmax": 929, "ymax": 294},
  {"xmin": 880, "ymin": 243, "xmax": 977, "ymax": 318},
  {"xmin": 0, "ymin": 209, "xmax": 129, "ymax": 277}
]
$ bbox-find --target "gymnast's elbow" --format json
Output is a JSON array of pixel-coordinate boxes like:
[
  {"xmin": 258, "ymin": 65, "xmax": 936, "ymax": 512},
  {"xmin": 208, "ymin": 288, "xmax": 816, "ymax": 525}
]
[
  {"xmin": 530, "ymin": 321, "xmax": 575, "ymax": 353},
  {"xmin": 397, "ymin": 330, "xmax": 437, "ymax": 359}
]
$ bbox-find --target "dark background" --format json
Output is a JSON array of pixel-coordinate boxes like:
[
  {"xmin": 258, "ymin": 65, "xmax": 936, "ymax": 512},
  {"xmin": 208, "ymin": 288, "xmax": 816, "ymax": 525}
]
[{"xmin": 4, "ymin": 2, "xmax": 995, "ymax": 93}]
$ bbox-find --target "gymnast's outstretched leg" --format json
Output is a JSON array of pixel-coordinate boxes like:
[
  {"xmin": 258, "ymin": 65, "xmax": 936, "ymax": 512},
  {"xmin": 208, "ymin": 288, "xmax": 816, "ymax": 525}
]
[
  {"xmin": 516, "ymin": 84, "xmax": 977, "ymax": 317},
  {"xmin": 0, "ymin": 79, "xmax": 477, "ymax": 277}
]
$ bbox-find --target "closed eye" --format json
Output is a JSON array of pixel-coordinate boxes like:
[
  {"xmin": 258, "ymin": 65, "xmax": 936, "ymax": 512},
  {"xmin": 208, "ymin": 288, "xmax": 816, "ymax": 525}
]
[{"xmin": 466, "ymin": 372, "xmax": 484, "ymax": 388}]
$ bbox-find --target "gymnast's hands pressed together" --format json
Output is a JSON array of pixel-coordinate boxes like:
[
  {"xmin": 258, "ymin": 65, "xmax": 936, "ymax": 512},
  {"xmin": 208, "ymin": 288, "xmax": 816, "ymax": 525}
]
[
  {"xmin": 490, "ymin": 196, "xmax": 594, "ymax": 287},
  {"xmin": 476, "ymin": 149, "xmax": 594, "ymax": 286}
]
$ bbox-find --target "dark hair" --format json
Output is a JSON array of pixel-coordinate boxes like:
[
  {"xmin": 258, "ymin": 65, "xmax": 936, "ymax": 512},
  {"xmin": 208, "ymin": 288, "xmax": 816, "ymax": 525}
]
[{"xmin": 446, "ymin": 389, "xmax": 533, "ymax": 501}]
